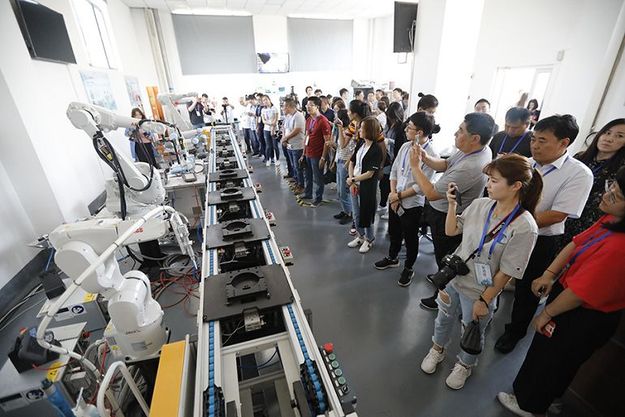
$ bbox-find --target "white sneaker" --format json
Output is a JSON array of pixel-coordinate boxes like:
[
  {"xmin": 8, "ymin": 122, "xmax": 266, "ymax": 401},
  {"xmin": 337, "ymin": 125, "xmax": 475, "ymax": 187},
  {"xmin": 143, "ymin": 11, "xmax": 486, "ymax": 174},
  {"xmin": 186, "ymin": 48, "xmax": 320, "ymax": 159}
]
[
  {"xmin": 359, "ymin": 239, "xmax": 373, "ymax": 253},
  {"xmin": 497, "ymin": 392, "xmax": 533, "ymax": 417},
  {"xmin": 348, "ymin": 236, "xmax": 364, "ymax": 248},
  {"xmin": 380, "ymin": 212, "xmax": 389, "ymax": 220},
  {"xmin": 271, "ymin": 159, "xmax": 276, "ymax": 165},
  {"xmin": 265, "ymin": 160, "xmax": 271, "ymax": 167},
  {"xmin": 420, "ymin": 347, "xmax": 445, "ymax": 374},
  {"xmin": 445, "ymin": 362, "xmax": 472, "ymax": 390},
  {"xmin": 275, "ymin": 160, "xmax": 281, "ymax": 166}
]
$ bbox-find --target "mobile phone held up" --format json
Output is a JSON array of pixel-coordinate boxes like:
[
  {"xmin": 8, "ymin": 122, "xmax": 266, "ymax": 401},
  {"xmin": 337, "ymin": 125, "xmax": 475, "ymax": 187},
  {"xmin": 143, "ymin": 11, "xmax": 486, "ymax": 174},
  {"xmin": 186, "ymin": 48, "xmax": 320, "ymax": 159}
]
[{"xmin": 452, "ymin": 186, "xmax": 462, "ymax": 207}]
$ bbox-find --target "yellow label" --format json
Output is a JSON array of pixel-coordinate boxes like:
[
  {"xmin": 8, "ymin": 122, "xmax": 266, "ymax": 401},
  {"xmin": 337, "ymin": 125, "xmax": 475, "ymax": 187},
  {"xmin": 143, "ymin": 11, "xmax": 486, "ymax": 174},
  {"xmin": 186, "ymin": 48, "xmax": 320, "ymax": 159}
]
[
  {"xmin": 83, "ymin": 293, "xmax": 97, "ymax": 302},
  {"xmin": 46, "ymin": 361, "xmax": 64, "ymax": 382},
  {"xmin": 110, "ymin": 345, "xmax": 120, "ymax": 351}
]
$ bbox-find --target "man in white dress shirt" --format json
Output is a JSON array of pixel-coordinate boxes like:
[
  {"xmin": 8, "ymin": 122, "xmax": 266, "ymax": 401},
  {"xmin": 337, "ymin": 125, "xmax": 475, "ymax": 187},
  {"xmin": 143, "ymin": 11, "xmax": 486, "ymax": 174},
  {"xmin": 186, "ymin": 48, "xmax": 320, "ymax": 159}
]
[{"xmin": 495, "ymin": 114, "xmax": 593, "ymax": 353}]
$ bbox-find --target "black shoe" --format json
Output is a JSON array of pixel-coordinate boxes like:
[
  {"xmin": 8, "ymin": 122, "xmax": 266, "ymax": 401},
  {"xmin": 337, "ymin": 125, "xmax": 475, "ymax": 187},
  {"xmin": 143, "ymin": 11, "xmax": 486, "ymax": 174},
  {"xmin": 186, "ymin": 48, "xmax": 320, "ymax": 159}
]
[
  {"xmin": 334, "ymin": 211, "xmax": 347, "ymax": 219},
  {"xmin": 420, "ymin": 294, "xmax": 438, "ymax": 311},
  {"xmin": 397, "ymin": 268, "xmax": 414, "ymax": 287},
  {"xmin": 339, "ymin": 215, "xmax": 353, "ymax": 225},
  {"xmin": 374, "ymin": 257, "xmax": 400, "ymax": 270},
  {"xmin": 494, "ymin": 332, "xmax": 521, "ymax": 354}
]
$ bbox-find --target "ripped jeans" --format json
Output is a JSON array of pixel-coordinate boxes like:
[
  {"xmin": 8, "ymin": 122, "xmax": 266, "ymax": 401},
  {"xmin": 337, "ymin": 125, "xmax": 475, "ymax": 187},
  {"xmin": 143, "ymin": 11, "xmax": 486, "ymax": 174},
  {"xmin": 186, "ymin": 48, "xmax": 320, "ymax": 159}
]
[{"xmin": 432, "ymin": 283, "xmax": 495, "ymax": 367}]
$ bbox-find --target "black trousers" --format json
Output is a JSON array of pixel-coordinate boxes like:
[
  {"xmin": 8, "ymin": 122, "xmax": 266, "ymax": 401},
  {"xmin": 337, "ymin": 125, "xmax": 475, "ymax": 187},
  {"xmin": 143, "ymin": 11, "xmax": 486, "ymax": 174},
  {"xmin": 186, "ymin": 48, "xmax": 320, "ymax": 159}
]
[
  {"xmin": 505, "ymin": 235, "xmax": 561, "ymax": 339},
  {"xmin": 379, "ymin": 174, "xmax": 390, "ymax": 207},
  {"xmin": 513, "ymin": 284, "xmax": 621, "ymax": 414},
  {"xmin": 388, "ymin": 205, "xmax": 423, "ymax": 269},
  {"xmin": 423, "ymin": 204, "xmax": 462, "ymax": 268}
]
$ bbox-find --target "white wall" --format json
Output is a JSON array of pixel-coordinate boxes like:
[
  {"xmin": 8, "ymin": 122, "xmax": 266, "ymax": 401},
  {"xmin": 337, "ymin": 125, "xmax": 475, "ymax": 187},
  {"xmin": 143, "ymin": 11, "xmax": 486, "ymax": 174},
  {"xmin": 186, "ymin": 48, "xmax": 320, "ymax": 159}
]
[
  {"xmin": 153, "ymin": 11, "xmax": 359, "ymax": 103},
  {"xmin": 596, "ymin": 45, "xmax": 625, "ymax": 130},
  {"xmin": 368, "ymin": 15, "xmax": 413, "ymax": 91},
  {"xmin": 468, "ymin": 0, "xmax": 624, "ymax": 143},
  {"xmin": 0, "ymin": 0, "xmax": 160, "ymax": 289},
  {"xmin": 409, "ymin": 0, "xmax": 485, "ymax": 151},
  {"xmin": 145, "ymin": 11, "xmax": 413, "ymax": 106}
]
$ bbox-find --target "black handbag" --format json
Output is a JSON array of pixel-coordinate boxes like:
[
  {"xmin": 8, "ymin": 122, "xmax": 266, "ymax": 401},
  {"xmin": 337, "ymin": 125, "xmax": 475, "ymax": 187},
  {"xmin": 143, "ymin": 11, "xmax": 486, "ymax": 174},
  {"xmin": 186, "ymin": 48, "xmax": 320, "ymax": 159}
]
[{"xmin": 460, "ymin": 319, "xmax": 482, "ymax": 355}]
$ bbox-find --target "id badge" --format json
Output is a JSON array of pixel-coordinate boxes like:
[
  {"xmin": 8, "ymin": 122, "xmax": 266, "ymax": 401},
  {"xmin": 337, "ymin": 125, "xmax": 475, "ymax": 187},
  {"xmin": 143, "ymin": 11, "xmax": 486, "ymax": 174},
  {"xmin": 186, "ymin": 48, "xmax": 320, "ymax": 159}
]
[{"xmin": 474, "ymin": 262, "xmax": 493, "ymax": 286}]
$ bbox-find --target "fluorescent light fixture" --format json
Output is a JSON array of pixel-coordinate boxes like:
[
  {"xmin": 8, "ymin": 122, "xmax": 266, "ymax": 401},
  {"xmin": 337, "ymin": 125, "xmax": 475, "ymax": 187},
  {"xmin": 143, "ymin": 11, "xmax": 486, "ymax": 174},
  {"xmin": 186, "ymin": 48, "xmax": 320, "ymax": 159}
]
[
  {"xmin": 171, "ymin": 8, "xmax": 252, "ymax": 16},
  {"xmin": 287, "ymin": 13, "xmax": 353, "ymax": 20}
]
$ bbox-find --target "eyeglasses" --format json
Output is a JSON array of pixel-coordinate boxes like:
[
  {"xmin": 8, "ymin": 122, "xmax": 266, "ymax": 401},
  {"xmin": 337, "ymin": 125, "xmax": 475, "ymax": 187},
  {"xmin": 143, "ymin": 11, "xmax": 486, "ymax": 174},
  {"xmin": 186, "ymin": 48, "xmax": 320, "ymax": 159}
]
[{"xmin": 604, "ymin": 180, "xmax": 624, "ymax": 204}]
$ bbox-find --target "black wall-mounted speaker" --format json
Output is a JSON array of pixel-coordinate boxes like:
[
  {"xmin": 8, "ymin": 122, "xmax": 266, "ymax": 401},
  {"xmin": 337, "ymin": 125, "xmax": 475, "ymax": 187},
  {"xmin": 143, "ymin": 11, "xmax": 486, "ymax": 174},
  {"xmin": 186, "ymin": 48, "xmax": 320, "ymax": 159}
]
[{"xmin": 393, "ymin": 2, "xmax": 418, "ymax": 53}]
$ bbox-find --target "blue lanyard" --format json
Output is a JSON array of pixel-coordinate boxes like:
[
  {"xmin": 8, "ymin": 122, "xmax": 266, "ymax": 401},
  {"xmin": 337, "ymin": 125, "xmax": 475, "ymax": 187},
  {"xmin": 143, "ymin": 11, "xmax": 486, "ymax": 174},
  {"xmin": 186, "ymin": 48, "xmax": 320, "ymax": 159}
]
[
  {"xmin": 567, "ymin": 229, "xmax": 612, "ymax": 266},
  {"xmin": 498, "ymin": 131, "xmax": 528, "ymax": 154},
  {"xmin": 450, "ymin": 148, "xmax": 482, "ymax": 168},
  {"xmin": 477, "ymin": 202, "xmax": 522, "ymax": 259},
  {"xmin": 533, "ymin": 156, "xmax": 569, "ymax": 177},
  {"xmin": 308, "ymin": 116, "xmax": 318, "ymax": 134}
]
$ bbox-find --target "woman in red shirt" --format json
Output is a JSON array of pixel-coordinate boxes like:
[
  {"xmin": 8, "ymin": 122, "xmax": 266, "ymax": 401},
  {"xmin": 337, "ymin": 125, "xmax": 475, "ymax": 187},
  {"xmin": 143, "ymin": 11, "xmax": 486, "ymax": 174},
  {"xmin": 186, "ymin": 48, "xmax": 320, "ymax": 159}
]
[{"xmin": 498, "ymin": 166, "xmax": 625, "ymax": 417}]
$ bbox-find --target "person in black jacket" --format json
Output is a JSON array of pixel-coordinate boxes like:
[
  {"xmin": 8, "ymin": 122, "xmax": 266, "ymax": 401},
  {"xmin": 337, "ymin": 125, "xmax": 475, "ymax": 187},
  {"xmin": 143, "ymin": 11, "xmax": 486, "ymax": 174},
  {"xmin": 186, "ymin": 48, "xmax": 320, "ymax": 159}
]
[{"xmin": 347, "ymin": 116, "xmax": 384, "ymax": 253}]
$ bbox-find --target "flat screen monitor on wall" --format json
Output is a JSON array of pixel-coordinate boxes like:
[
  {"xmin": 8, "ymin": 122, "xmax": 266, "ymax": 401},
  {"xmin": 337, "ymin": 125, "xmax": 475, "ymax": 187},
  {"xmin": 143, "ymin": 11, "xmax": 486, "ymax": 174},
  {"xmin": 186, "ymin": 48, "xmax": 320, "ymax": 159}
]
[
  {"xmin": 257, "ymin": 53, "xmax": 290, "ymax": 73},
  {"xmin": 12, "ymin": 0, "xmax": 77, "ymax": 64}
]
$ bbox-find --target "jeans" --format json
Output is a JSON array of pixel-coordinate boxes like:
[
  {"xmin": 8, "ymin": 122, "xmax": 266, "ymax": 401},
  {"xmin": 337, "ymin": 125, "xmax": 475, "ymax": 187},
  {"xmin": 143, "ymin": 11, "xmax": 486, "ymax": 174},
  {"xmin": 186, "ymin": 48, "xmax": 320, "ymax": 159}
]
[
  {"xmin": 263, "ymin": 130, "xmax": 276, "ymax": 162},
  {"xmin": 283, "ymin": 144, "xmax": 293, "ymax": 176},
  {"xmin": 303, "ymin": 156, "xmax": 324, "ymax": 203},
  {"xmin": 257, "ymin": 127, "xmax": 265, "ymax": 156},
  {"xmin": 336, "ymin": 159, "xmax": 352, "ymax": 215},
  {"xmin": 192, "ymin": 123, "xmax": 204, "ymax": 129},
  {"xmin": 351, "ymin": 193, "xmax": 375, "ymax": 241},
  {"xmin": 242, "ymin": 128, "xmax": 253, "ymax": 153},
  {"xmin": 288, "ymin": 149, "xmax": 304, "ymax": 187},
  {"xmin": 432, "ymin": 284, "xmax": 495, "ymax": 367}
]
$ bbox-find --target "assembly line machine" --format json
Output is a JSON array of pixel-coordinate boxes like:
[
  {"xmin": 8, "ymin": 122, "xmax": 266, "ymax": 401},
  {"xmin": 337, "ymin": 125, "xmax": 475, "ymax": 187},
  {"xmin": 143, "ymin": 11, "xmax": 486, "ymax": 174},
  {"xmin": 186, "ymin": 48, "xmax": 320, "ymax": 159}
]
[
  {"xmin": 153, "ymin": 125, "xmax": 358, "ymax": 417},
  {"xmin": 0, "ymin": 101, "xmax": 357, "ymax": 417}
]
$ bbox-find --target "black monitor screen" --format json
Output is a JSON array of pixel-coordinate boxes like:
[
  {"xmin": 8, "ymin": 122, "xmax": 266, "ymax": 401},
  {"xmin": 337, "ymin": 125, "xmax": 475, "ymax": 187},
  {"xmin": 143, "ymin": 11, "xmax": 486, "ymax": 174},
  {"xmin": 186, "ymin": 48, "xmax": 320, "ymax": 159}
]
[{"xmin": 15, "ymin": 0, "xmax": 76, "ymax": 64}]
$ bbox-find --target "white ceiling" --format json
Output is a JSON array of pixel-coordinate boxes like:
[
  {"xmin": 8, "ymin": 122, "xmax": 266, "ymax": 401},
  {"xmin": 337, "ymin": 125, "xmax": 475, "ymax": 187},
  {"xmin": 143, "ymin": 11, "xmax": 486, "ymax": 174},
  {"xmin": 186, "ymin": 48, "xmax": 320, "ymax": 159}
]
[{"xmin": 119, "ymin": 0, "xmax": 412, "ymax": 19}]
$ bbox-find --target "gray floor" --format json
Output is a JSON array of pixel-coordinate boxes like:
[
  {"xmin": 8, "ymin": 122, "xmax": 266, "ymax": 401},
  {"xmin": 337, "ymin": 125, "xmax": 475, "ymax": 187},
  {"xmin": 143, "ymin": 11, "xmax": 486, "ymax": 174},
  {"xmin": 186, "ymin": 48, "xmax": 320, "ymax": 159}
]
[
  {"xmin": 0, "ymin": 154, "xmax": 584, "ymax": 417},
  {"xmin": 248, "ymin": 156, "xmax": 535, "ymax": 417}
]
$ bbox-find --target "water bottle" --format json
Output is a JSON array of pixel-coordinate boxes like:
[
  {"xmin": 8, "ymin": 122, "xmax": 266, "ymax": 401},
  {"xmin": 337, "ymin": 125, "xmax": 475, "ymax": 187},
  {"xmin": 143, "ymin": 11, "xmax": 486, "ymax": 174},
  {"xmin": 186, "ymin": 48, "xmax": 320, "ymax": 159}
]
[
  {"xmin": 42, "ymin": 378, "xmax": 75, "ymax": 417},
  {"xmin": 72, "ymin": 388, "xmax": 100, "ymax": 417}
]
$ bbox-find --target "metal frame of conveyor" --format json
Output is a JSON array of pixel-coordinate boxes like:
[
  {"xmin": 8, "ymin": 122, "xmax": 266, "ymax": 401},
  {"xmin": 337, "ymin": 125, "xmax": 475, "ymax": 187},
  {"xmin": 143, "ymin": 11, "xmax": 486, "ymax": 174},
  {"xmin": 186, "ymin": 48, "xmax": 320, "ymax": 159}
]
[{"xmin": 193, "ymin": 126, "xmax": 357, "ymax": 417}]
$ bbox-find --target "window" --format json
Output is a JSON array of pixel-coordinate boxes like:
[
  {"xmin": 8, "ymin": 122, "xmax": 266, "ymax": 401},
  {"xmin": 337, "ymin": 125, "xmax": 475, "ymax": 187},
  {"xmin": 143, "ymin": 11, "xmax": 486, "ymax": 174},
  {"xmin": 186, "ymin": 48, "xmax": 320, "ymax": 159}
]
[{"xmin": 72, "ymin": 0, "xmax": 117, "ymax": 69}]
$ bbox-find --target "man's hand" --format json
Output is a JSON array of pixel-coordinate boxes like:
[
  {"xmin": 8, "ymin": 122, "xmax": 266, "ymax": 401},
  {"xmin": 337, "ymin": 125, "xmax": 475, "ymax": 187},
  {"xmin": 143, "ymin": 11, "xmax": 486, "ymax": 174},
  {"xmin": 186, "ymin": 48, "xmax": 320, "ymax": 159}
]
[
  {"xmin": 532, "ymin": 309, "xmax": 552, "ymax": 334},
  {"xmin": 388, "ymin": 191, "xmax": 399, "ymax": 203},
  {"xmin": 531, "ymin": 274, "xmax": 555, "ymax": 298},
  {"xmin": 409, "ymin": 143, "xmax": 422, "ymax": 169},
  {"xmin": 319, "ymin": 158, "xmax": 326, "ymax": 170}
]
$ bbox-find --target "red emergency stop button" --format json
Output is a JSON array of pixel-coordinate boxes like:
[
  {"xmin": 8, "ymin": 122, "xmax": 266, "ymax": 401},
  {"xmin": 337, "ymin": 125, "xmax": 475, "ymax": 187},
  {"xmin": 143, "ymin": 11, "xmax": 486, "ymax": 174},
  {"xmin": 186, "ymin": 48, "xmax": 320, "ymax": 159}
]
[{"xmin": 323, "ymin": 343, "xmax": 334, "ymax": 354}]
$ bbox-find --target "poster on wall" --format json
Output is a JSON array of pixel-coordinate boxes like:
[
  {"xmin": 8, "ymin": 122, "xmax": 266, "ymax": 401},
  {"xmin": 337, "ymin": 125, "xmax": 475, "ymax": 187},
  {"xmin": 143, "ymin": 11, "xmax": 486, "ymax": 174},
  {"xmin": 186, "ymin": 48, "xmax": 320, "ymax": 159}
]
[
  {"xmin": 125, "ymin": 76, "xmax": 143, "ymax": 109},
  {"xmin": 79, "ymin": 70, "xmax": 117, "ymax": 110}
]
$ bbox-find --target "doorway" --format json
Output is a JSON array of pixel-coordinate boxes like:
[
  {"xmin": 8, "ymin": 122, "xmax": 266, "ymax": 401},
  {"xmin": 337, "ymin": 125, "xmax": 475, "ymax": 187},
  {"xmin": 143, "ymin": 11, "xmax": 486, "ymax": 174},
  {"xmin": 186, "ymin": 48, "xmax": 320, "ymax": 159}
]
[{"xmin": 491, "ymin": 65, "xmax": 553, "ymax": 129}]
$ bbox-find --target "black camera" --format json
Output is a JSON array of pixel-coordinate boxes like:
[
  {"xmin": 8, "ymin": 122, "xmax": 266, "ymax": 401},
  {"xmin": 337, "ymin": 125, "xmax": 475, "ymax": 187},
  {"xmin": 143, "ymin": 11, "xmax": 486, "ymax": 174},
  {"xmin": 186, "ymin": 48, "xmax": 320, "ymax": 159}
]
[{"xmin": 428, "ymin": 254, "xmax": 470, "ymax": 290}]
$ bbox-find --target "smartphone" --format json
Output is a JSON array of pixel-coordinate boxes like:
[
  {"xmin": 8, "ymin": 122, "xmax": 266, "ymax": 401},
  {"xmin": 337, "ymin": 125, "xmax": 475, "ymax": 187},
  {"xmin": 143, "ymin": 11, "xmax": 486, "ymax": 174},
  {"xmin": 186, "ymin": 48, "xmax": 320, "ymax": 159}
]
[{"xmin": 542, "ymin": 320, "xmax": 556, "ymax": 338}]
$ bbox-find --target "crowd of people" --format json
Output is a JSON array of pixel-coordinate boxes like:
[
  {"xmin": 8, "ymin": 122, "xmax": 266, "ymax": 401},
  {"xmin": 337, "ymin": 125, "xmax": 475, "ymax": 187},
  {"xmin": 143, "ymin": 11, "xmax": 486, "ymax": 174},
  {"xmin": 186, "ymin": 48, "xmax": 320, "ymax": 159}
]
[{"xmin": 188, "ymin": 86, "xmax": 625, "ymax": 417}]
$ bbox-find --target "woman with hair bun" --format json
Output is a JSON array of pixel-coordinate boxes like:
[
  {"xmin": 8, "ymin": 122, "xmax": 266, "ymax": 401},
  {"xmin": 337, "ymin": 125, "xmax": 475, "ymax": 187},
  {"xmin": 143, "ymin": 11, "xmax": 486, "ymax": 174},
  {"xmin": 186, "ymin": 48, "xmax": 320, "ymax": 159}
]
[{"xmin": 420, "ymin": 154, "xmax": 541, "ymax": 390}]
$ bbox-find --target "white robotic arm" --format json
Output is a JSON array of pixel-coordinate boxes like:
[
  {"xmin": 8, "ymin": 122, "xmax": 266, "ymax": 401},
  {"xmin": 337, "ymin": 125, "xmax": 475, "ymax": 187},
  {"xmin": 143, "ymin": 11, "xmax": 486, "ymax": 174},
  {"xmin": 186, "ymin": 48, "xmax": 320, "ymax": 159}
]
[
  {"xmin": 67, "ymin": 102, "xmax": 166, "ymax": 212},
  {"xmin": 39, "ymin": 206, "xmax": 195, "ymax": 369},
  {"xmin": 157, "ymin": 92, "xmax": 198, "ymax": 131}
]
